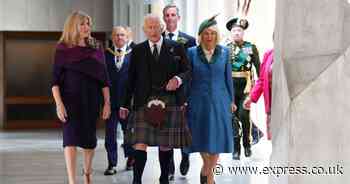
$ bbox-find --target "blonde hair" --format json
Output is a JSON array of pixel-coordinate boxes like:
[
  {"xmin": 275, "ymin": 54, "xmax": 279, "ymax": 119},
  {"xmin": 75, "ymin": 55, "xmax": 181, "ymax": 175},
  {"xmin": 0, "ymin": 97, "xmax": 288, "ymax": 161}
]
[
  {"xmin": 58, "ymin": 11, "xmax": 92, "ymax": 47},
  {"xmin": 198, "ymin": 25, "xmax": 221, "ymax": 46}
]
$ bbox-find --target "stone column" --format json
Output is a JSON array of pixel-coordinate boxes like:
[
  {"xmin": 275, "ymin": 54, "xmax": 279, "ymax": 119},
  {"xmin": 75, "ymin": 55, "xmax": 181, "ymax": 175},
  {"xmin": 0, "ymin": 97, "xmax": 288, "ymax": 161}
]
[
  {"xmin": 0, "ymin": 32, "xmax": 4, "ymax": 129},
  {"xmin": 271, "ymin": 0, "xmax": 350, "ymax": 183},
  {"xmin": 113, "ymin": 0, "xmax": 148, "ymax": 42}
]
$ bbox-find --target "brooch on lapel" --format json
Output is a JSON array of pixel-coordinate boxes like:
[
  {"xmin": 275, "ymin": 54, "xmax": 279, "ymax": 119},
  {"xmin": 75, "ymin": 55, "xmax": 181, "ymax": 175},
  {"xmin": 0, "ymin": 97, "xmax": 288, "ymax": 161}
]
[
  {"xmin": 169, "ymin": 47, "xmax": 175, "ymax": 53},
  {"xmin": 176, "ymin": 36, "xmax": 188, "ymax": 45}
]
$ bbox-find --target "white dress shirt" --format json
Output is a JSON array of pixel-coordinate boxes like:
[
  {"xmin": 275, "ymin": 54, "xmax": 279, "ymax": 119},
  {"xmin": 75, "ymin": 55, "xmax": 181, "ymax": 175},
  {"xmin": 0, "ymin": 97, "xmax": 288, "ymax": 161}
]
[
  {"xmin": 148, "ymin": 36, "xmax": 163, "ymax": 55},
  {"xmin": 148, "ymin": 36, "xmax": 182, "ymax": 86},
  {"xmin": 164, "ymin": 28, "xmax": 179, "ymax": 41}
]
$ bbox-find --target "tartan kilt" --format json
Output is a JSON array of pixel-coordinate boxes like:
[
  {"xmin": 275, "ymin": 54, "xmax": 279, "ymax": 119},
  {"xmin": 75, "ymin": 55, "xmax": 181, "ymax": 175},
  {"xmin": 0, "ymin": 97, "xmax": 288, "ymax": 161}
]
[{"xmin": 124, "ymin": 105, "xmax": 192, "ymax": 148}]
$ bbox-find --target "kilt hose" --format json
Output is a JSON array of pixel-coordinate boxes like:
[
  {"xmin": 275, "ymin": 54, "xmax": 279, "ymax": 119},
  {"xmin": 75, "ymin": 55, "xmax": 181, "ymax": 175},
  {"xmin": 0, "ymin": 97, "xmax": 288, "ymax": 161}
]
[{"xmin": 125, "ymin": 105, "xmax": 192, "ymax": 148}]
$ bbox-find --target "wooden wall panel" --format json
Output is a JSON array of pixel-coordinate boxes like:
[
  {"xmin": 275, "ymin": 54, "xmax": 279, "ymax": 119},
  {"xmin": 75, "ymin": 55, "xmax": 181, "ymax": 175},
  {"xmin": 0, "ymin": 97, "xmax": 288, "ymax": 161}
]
[{"xmin": 1, "ymin": 31, "xmax": 106, "ymax": 129}]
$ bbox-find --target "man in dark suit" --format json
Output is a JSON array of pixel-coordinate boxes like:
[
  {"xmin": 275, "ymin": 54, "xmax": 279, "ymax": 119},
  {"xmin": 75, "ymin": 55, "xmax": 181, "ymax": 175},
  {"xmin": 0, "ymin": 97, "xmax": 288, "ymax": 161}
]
[
  {"xmin": 162, "ymin": 4, "xmax": 196, "ymax": 48},
  {"xmin": 119, "ymin": 14, "xmax": 191, "ymax": 184},
  {"xmin": 104, "ymin": 26, "xmax": 134, "ymax": 175},
  {"xmin": 162, "ymin": 4, "xmax": 196, "ymax": 178}
]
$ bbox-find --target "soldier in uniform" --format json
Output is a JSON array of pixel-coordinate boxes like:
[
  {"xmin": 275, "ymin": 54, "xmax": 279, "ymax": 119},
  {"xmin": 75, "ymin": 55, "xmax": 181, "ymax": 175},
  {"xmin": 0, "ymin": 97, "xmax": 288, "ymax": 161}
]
[{"xmin": 226, "ymin": 17, "xmax": 260, "ymax": 160}]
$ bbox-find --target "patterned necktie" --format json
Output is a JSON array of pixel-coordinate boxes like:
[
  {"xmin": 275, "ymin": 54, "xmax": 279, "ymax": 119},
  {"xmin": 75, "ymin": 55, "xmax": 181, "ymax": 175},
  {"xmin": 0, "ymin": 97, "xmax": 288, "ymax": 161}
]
[
  {"xmin": 115, "ymin": 49, "xmax": 122, "ymax": 68},
  {"xmin": 168, "ymin": 32, "xmax": 174, "ymax": 40},
  {"xmin": 152, "ymin": 44, "xmax": 159, "ymax": 60}
]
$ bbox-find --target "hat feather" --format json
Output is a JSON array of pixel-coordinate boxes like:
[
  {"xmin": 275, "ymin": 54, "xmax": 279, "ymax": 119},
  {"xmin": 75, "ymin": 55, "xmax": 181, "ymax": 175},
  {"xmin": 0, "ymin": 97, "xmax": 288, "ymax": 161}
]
[
  {"xmin": 208, "ymin": 13, "xmax": 220, "ymax": 22},
  {"xmin": 244, "ymin": 0, "xmax": 252, "ymax": 16}
]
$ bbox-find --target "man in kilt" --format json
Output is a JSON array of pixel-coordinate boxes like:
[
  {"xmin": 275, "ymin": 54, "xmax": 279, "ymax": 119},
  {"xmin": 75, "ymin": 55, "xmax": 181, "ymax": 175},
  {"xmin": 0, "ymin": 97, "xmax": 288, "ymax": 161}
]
[{"xmin": 119, "ymin": 14, "xmax": 192, "ymax": 184}]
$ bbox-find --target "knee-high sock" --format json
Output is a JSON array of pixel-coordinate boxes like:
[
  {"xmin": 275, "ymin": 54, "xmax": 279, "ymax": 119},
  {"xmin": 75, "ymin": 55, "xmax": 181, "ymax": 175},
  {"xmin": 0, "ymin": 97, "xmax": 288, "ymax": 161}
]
[
  {"xmin": 133, "ymin": 150, "xmax": 147, "ymax": 183},
  {"xmin": 181, "ymin": 149, "xmax": 189, "ymax": 160},
  {"xmin": 169, "ymin": 149, "xmax": 175, "ymax": 174},
  {"xmin": 159, "ymin": 150, "xmax": 172, "ymax": 182},
  {"xmin": 159, "ymin": 148, "xmax": 174, "ymax": 174}
]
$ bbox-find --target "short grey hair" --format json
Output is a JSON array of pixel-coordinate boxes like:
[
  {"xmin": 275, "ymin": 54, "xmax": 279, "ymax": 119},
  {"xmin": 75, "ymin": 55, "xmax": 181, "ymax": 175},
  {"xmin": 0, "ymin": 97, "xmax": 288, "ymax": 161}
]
[
  {"xmin": 112, "ymin": 26, "xmax": 126, "ymax": 34},
  {"xmin": 143, "ymin": 14, "xmax": 164, "ymax": 33},
  {"xmin": 143, "ymin": 14, "xmax": 162, "ymax": 27}
]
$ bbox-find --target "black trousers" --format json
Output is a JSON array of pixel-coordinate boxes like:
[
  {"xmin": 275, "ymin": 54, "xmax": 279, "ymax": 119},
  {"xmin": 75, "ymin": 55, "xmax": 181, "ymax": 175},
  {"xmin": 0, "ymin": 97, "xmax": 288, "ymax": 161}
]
[{"xmin": 233, "ymin": 78, "xmax": 252, "ymax": 152}]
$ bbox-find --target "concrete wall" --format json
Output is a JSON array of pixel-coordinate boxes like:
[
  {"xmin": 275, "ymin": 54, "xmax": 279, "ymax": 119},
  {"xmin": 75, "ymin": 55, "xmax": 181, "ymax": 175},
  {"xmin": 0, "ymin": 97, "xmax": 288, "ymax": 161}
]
[
  {"xmin": 271, "ymin": 0, "xmax": 350, "ymax": 183},
  {"xmin": 0, "ymin": 0, "xmax": 113, "ymax": 31}
]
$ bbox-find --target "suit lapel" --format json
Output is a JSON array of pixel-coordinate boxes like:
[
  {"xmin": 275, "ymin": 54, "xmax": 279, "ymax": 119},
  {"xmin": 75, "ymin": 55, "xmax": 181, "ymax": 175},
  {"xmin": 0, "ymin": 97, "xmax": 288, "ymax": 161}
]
[
  {"xmin": 178, "ymin": 31, "xmax": 191, "ymax": 48},
  {"xmin": 143, "ymin": 39, "xmax": 171, "ymax": 64},
  {"xmin": 178, "ymin": 31, "xmax": 184, "ymax": 38},
  {"xmin": 143, "ymin": 41, "xmax": 153, "ymax": 62},
  {"xmin": 119, "ymin": 53, "xmax": 130, "ymax": 72},
  {"xmin": 159, "ymin": 39, "xmax": 169, "ymax": 63}
]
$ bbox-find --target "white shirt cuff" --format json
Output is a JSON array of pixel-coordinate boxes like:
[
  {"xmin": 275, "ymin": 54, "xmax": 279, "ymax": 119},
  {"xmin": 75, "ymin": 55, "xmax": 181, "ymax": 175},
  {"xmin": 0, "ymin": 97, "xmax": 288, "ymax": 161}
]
[{"xmin": 174, "ymin": 76, "xmax": 182, "ymax": 86}]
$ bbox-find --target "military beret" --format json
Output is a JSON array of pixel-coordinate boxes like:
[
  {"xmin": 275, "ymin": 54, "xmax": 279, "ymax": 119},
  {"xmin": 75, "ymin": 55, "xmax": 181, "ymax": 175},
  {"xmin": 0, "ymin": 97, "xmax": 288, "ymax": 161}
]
[
  {"xmin": 198, "ymin": 14, "xmax": 219, "ymax": 35},
  {"xmin": 226, "ymin": 17, "xmax": 249, "ymax": 31}
]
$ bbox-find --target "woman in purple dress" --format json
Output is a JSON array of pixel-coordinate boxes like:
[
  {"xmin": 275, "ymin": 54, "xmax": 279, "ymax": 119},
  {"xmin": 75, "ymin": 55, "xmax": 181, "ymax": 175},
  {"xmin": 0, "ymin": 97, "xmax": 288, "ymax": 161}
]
[{"xmin": 51, "ymin": 11, "xmax": 111, "ymax": 184}]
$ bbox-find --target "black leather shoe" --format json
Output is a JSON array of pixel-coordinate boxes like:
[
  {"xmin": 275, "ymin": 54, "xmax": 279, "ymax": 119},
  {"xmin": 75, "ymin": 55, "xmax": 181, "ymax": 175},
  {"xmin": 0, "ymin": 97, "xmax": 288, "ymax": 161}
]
[
  {"xmin": 159, "ymin": 177, "xmax": 169, "ymax": 184},
  {"xmin": 244, "ymin": 147, "xmax": 252, "ymax": 157},
  {"xmin": 252, "ymin": 127, "xmax": 264, "ymax": 145},
  {"xmin": 104, "ymin": 165, "xmax": 117, "ymax": 175},
  {"xmin": 132, "ymin": 180, "xmax": 141, "ymax": 184},
  {"xmin": 179, "ymin": 156, "xmax": 190, "ymax": 175},
  {"xmin": 232, "ymin": 151, "xmax": 240, "ymax": 160},
  {"xmin": 168, "ymin": 158, "xmax": 175, "ymax": 180},
  {"xmin": 168, "ymin": 173, "xmax": 174, "ymax": 181}
]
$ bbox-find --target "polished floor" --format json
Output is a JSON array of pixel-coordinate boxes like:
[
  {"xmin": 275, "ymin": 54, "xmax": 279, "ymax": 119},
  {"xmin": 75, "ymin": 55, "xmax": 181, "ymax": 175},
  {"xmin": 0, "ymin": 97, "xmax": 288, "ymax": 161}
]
[{"xmin": 0, "ymin": 127, "xmax": 271, "ymax": 184}]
